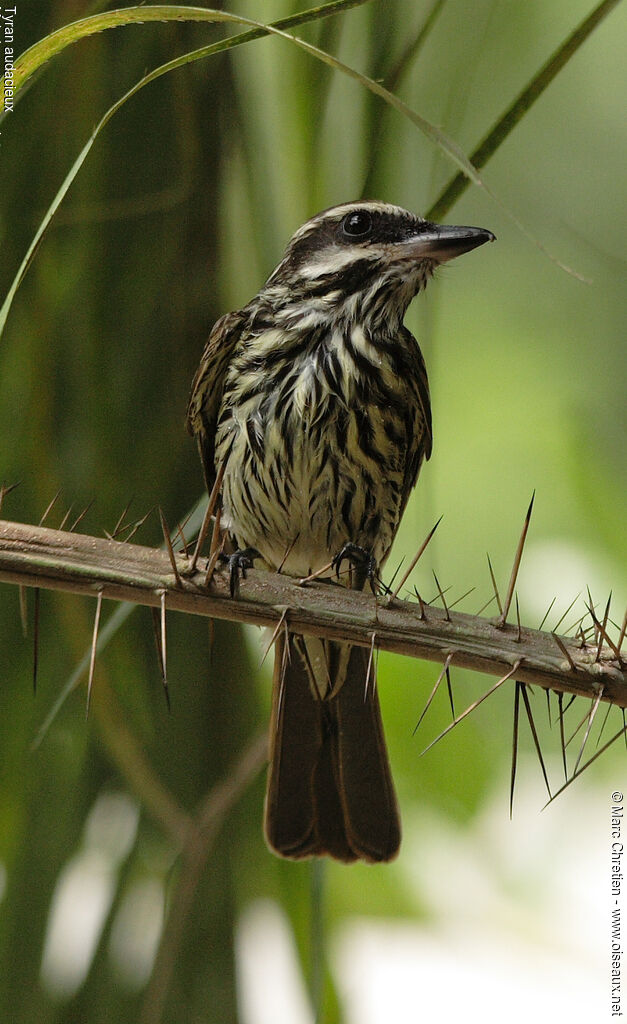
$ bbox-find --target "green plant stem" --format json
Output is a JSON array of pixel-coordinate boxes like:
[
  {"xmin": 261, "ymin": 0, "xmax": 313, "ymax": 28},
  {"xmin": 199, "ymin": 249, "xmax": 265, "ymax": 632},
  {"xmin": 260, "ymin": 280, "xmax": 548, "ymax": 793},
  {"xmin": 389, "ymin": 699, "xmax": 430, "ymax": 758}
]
[
  {"xmin": 427, "ymin": 0, "xmax": 621, "ymax": 219},
  {"xmin": 2, "ymin": 0, "xmax": 373, "ymax": 105}
]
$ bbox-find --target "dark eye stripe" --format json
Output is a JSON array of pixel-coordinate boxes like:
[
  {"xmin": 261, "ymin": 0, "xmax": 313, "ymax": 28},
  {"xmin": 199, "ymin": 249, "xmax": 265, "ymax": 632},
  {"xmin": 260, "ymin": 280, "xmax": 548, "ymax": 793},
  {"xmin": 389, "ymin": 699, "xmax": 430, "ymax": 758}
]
[{"xmin": 303, "ymin": 258, "xmax": 376, "ymax": 298}]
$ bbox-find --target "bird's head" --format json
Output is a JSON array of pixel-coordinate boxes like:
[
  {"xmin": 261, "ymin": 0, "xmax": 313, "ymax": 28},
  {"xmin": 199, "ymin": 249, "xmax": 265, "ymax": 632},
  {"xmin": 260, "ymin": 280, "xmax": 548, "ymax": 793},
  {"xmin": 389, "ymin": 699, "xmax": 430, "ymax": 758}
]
[{"xmin": 263, "ymin": 201, "xmax": 495, "ymax": 329}]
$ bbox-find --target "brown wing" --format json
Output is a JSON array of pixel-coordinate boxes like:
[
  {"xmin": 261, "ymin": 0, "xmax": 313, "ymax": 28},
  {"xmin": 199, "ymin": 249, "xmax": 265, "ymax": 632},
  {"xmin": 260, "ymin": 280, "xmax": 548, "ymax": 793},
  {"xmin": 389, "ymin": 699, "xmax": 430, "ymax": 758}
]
[
  {"xmin": 186, "ymin": 308, "xmax": 248, "ymax": 493},
  {"xmin": 398, "ymin": 325, "xmax": 432, "ymax": 520}
]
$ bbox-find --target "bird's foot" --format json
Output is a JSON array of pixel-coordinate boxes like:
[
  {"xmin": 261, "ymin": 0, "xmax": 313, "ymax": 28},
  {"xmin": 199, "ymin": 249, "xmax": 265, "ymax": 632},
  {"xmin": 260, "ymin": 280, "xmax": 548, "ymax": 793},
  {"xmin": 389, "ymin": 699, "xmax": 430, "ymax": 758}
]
[
  {"xmin": 219, "ymin": 547, "xmax": 260, "ymax": 598},
  {"xmin": 331, "ymin": 543, "xmax": 385, "ymax": 595}
]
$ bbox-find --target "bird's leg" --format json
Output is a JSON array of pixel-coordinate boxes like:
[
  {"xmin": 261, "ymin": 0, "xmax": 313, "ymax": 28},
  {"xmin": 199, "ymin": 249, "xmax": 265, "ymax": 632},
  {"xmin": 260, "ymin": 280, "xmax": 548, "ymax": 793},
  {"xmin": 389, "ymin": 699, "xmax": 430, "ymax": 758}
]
[
  {"xmin": 219, "ymin": 547, "xmax": 260, "ymax": 598},
  {"xmin": 331, "ymin": 542, "xmax": 383, "ymax": 595}
]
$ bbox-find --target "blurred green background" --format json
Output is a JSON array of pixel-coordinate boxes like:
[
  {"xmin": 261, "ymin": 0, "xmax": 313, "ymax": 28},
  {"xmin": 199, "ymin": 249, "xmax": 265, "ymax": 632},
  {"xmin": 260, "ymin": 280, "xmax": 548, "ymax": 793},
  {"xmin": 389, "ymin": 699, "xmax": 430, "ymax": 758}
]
[{"xmin": 0, "ymin": 1, "xmax": 624, "ymax": 1022}]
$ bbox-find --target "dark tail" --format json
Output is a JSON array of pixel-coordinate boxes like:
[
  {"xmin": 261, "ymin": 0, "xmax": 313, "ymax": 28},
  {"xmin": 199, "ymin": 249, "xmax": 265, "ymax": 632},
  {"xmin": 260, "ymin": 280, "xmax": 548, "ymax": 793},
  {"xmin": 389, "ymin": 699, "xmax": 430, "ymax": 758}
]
[{"xmin": 264, "ymin": 633, "xmax": 401, "ymax": 862}]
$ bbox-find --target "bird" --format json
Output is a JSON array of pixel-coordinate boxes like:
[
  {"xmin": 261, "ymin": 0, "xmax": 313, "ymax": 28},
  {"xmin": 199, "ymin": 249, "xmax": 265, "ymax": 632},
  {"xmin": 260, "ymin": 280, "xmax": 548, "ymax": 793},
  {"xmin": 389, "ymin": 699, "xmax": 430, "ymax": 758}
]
[{"xmin": 187, "ymin": 201, "xmax": 494, "ymax": 863}]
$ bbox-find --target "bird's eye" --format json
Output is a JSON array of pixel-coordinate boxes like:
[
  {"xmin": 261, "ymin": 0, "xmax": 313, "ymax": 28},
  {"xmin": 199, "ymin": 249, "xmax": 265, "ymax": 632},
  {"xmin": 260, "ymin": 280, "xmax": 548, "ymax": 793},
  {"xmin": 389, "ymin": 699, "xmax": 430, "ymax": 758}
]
[{"xmin": 342, "ymin": 210, "xmax": 373, "ymax": 238}]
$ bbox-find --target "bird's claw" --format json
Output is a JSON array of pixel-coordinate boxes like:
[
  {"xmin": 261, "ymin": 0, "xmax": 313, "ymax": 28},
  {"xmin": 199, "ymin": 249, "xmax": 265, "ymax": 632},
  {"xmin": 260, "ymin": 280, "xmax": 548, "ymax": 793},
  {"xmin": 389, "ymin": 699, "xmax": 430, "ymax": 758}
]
[
  {"xmin": 219, "ymin": 547, "xmax": 260, "ymax": 598},
  {"xmin": 331, "ymin": 543, "xmax": 382, "ymax": 594}
]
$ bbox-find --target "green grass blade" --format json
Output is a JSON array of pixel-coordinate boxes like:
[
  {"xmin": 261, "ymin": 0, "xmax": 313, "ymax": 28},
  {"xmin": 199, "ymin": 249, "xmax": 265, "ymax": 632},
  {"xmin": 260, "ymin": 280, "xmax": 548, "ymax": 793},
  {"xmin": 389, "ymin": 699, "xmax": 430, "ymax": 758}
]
[
  {"xmin": 268, "ymin": 23, "xmax": 486, "ymax": 188},
  {"xmin": 0, "ymin": 132, "xmax": 96, "ymax": 335},
  {"xmin": 360, "ymin": 0, "xmax": 447, "ymax": 198},
  {"xmin": 5, "ymin": 0, "xmax": 607, "ymax": 339},
  {"xmin": 0, "ymin": 2, "xmax": 370, "ymax": 337},
  {"xmin": 427, "ymin": 0, "xmax": 621, "ymax": 220},
  {"xmin": 259, "ymin": 17, "xmax": 597, "ymax": 277},
  {"xmin": 7, "ymin": 6, "xmax": 225, "ymax": 98},
  {"xmin": 2, "ymin": 0, "xmax": 372, "ymax": 106}
]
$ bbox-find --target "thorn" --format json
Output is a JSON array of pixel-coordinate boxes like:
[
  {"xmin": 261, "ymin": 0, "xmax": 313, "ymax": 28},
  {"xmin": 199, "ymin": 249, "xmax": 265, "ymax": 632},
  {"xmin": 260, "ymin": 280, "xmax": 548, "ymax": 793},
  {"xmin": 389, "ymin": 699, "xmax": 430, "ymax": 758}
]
[
  {"xmin": 208, "ymin": 503, "xmax": 222, "ymax": 560},
  {"xmin": 33, "ymin": 588, "xmax": 40, "ymax": 694},
  {"xmin": 189, "ymin": 500, "xmax": 213, "ymax": 574},
  {"xmin": 510, "ymin": 682, "xmax": 521, "ymax": 819},
  {"xmin": 594, "ymin": 615, "xmax": 621, "ymax": 660},
  {"xmin": 432, "ymin": 571, "xmax": 450, "ymax": 621},
  {"xmin": 552, "ymin": 592, "xmax": 581, "ymax": 634},
  {"xmin": 570, "ymin": 612, "xmax": 597, "ymax": 642},
  {"xmin": 445, "ymin": 662, "xmax": 455, "ymax": 720},
  {"xmin": 205, "ymin": 518, "xmax": 226, "ymax": 587},
  {"xmin": 498, "ymin": 492, "xmax": 534, "ymax": 628},
  {"xmin": 520, "ymin": 683, "xmax": 551, "ymax": 799},
  {"xmin": 475, "ymin": 593, "xmax": 498, "ymax": 617},
  {"xmin": 420, "ymin": 660, "xmax": 522, "ymax": 755},
  {"xmin": 299, "ymin": 559, "xmax": 334, "ymax": 585},
  {"xmin": 426, "ymin": 582, "xmax": 453, "ymax": 604},
  {"xmin": 545, "ymin": 688, "xmax": 552, "ymax": 727},
  {"xmin": 58, "ymin": 504, "xmax": 74, "ymax": 531},
  {"xmin": 300, "ymin": 636, "xmax": 329, "ymax": 702},
  {"xmin": 190, "ymin": 461, "xmax": 226, "ymax": 574},
  {"xmin": 414, "ymin": 589, "xmax": 428, "ymax": 620},
  {"xmin": 557, "ymin": 692, "xmax": 568, "ymax": 781},
  {"xmin": 565, "ymin": 703, "xmax": 593, "ymax": 749},
  {"xmin": 587, "ymin": 596, "xmax": 621, "ymax": 661},
  {"xmin": 69, "ymin": 499, "xmax": 95, "ymax": 533},
  {"xmin": 175, "ymin": 516, "xmax": 192, "ymax": 557},
  {"xmin": 159, "ymin": 590, "xmax": 170, "ymax": 711},
  {"xmin": 538, "ymin": 597, "xmax": 556, "ymax": 631},
  {"xmin": 277, "ymin": 533, "xmax": 300, "ymax": 574},
  {"xmin": 260, "ymin": 607, "xmax": 288, "ymax": 667},
  {"xmin": 111, "ymin": 498, "xmax": 133, "ymax": 539},
  {"xmin": 572, "ymin": 618, "xmax": 589, "ymax": 646},
  {"xmin": 0, "ymin": 480, "xmax": 20, "ymax": 515},
  {"xmin": 150, "ymin": 608, "xmax": 163, "ymax": 673},
  {"xmin": 39, "ymin": 489, "xmax": 61, "ymax": 527},
  {"xmin": 387, "ymin": 516, "xmax": 442, "ymax": 602},
  {"xmin": 486, "ymin": 553, "xmax": 503, "ymax": 615},
  {"xmin": 585, "ymin": 587, "xmax": 604, "ymax": 646},
  {"xmin": 85, "ymin": 590, "xmax": 103, "ymax": 720},
  {"xmin": 277, "ymin": 631, "xmax": 290, "ymax": 723},
  {"xmin": 386, "ymin": 556, "xmax": 406, "ymax": 592},
  {"xmin": 573, "ymin": 687, "xmax": 604, "ymax": 774},
  {"xmin": 447, "ymin": 586, "xmax": 476, "ymax": 611},
  {"xmin": 151, "ymin": 594, "xmax": 171, "ymax": 711},
  {"xmin": 122, "ymin": 507, "xmax": 153, "ymax": 543},
  {"xmin": 364, "ymin": 632, "xmax": 377, "ymax": 702},
  {"xmin": 515, "ymin": 593, "xmax": 522, "ymax": 643},
  {"xmin": 542, "ymin": 720, "xmax": 627, "ymax": 810},
  {"xmin": 551, "ymin": 633, "xmax": 577, "ymax": 672},
  {"xmin": 592, "ymin": 607, "xmax": 605, "ymax": 638},
  {"xmin": 18, "ymin": 586, "xmax": 28, "ymax": 638},
  {"xmin": 159, "ymin": 508, "xmax": 183, "ymax": 589},
  {"xmin": 282, "ymin": 613, "xmax": 291, "ymax": 655},
  {"xmin": 413, "ymin": 652, "xmax": 454, "ymax": 735},
  {"xmin": 618, "ymin": 606, "xmax": 627, "ymax": 653},
  {"xmin": 595, "ymin": 701, "xmax": 613, "ymax": 749},
  {"xmin": 594, "ymin": 593, "xmax": 610, "ymax": 663}
]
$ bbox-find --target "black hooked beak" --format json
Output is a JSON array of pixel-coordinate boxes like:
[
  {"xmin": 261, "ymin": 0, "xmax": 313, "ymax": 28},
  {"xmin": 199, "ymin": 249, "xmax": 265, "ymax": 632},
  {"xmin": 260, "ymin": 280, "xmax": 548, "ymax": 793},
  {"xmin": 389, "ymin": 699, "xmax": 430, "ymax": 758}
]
[{"xmin": 403, "ymin": 224, "xmax": 496, "ymax": 263}]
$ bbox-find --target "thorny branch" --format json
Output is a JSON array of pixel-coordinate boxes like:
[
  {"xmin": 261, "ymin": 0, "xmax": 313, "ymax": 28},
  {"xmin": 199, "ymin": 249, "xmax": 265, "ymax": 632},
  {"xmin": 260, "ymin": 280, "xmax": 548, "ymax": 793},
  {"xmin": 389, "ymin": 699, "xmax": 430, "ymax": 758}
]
[{"xmin": 0, "ymin": 516, "xmax": 624, "ymax": 708}]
